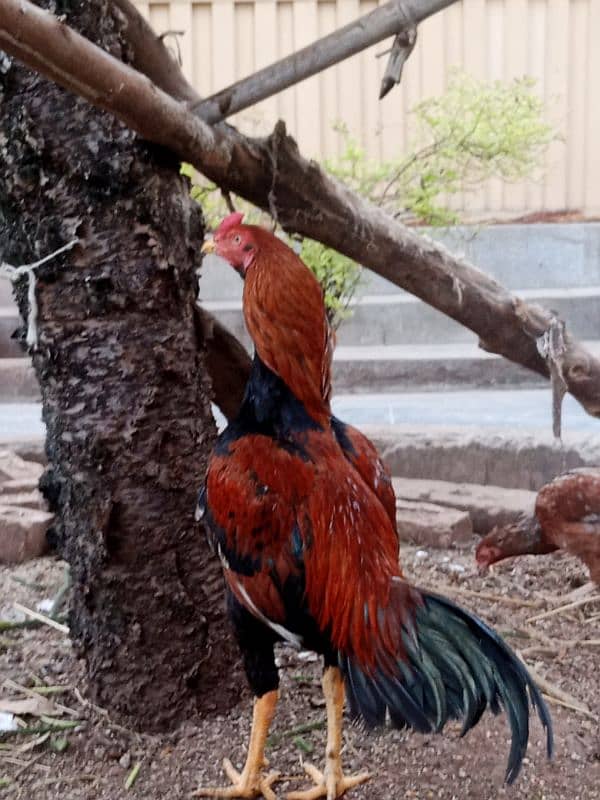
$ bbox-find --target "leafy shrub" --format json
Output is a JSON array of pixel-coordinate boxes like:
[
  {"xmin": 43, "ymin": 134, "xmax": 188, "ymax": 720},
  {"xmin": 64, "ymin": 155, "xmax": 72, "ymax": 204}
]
[{"xmin": 184, "ymin": 70, "xmax": 555, "ymax": 311}]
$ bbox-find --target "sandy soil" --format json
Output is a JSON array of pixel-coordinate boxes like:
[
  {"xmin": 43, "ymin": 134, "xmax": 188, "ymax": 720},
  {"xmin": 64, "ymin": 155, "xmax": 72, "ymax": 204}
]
[{"xmin": 1, "ymin": 546, "xmax": 599, "ymax": 800}]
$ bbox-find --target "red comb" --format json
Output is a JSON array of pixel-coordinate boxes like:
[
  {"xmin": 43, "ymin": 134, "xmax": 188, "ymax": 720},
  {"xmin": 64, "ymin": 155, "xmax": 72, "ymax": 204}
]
[{"xmin": 216, "ymin": 212, "xmax": 244, "ymax": 234}]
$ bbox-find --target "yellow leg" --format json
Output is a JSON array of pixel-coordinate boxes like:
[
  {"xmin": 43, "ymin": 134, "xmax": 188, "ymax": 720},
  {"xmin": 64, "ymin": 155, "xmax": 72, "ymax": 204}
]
[
  {"xmin": 287, "ymin": 667, "xmax": 371, "ymax": 800},
  {"xmin": 193, "ymin": 690, "xmax": 280, "ymax": 799}
]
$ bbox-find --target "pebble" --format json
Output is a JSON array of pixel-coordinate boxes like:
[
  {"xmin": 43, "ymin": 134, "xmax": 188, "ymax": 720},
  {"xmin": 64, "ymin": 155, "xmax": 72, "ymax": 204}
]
[{"xmin": 119, "ymin": 751, "xmax": 131, "ymax": 769}]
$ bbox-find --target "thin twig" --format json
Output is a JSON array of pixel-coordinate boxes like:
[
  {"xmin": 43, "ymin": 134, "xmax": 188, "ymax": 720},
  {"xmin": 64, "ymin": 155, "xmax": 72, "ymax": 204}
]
[
  {"xmin": 425, "ymin": 583, "xmax": 543, "ymax": 609},
  {"xmin": 527, "ymin": 595, "xmax": 600, "ymax": 624},
  {"xmin": 517, "ymin": 653, "xmax": 595, "ymax": 718},
  {"xmin": 543, "ymin": 695, "xmax": 599, "ymax": 721},
  {"xmin": 12, "ymin": 603, "xmax": 69, "ymax": 634}
]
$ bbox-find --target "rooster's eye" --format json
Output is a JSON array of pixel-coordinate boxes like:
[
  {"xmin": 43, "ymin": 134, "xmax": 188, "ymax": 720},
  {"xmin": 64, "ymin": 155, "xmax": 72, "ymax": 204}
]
[{"xmin": 233, "ymin": 235, "xmax": 242, "ymax": 245}]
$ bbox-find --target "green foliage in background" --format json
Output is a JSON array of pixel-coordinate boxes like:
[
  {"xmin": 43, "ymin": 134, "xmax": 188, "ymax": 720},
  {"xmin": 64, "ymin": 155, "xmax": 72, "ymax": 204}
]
[
  {"xmin": 184, "ymin": 70, "xmax": 555, "ymax": 315},
  {"xmin": 327, "ymin": 71, "xmax": 556, "ymax": 225},
  {"xmin": 298, "ymin": 237, "xmax": 361, "ymax": 325},
  {"xmin": 181, "ymin": 168, "xmax": 360, "ymax": 327}
]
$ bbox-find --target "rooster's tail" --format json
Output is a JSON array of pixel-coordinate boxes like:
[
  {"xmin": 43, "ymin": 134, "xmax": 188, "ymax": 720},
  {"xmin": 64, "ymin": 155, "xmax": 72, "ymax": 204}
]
[{"xmin": 338, "ymin": 581, "xmax": 553, "ymax": 784}]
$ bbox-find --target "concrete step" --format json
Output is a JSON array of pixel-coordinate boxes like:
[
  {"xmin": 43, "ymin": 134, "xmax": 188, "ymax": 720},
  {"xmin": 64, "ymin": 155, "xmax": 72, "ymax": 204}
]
[
  {"xmin": 366, "ymin": 424, "xmax": 600, "ymax": 491},
  {"xmin": 5, "ymin": 341, "xmax": 599, "ymax": 404},
  {"xmin": 0, "ymin": 310, "xmax": 24, "ymax": 358},
  {"xmin": 332, "ymin": 386, "xmax": 597, "ymax": 436},
  {"xmin": 198, "ymin": 223, "xmax": 600, "ymax": 301},
  {"xmin": 0, "ymin": 280, "xmax": 15, "ymax": 307},
  {"xmin": 3, "ymin": 401, "xmax": 598, "ymax": 492},
  {"xmin": 0, "ymin": 359, "xmax": 40, "ymax": 401},
  {"xmin": 202, "ymin": 286, "xmax": 600, "ymax": 347},
  {"xmin": 332, "ymin": 343, "xmax": 552, "ymax": 393}
]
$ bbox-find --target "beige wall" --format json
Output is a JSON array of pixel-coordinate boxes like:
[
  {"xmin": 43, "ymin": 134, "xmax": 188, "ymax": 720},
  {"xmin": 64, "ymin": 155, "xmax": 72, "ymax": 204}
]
[{"xmin": 134, "ymin": 0, "xmax": 600, "ymax": 218}]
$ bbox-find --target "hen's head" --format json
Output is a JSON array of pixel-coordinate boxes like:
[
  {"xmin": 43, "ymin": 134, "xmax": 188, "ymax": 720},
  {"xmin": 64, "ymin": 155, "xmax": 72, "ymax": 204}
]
[
  {"xmin": 475, "ymin": 529, "xmax": 507, "ymax": 572},
  {"xmin": 475, "ymin": 517, "xmax": 542, "ymax": 572},
  {"xmin": 201, "ymin": 212, "xmax": 258, "ymax": 275}
]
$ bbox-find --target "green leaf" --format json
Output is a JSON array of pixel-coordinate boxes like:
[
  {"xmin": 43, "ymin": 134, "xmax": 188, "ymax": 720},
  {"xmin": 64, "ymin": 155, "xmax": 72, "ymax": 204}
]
[{"xmin": 50, "ymin": 735, "xmax": 69, "ymax": 753}]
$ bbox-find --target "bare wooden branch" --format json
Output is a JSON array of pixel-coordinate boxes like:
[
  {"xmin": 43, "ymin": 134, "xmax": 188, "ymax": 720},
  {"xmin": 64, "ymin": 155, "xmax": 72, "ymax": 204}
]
[
  {"xmin": 2, "ymin": 0, "xmax": 600, "ymax": 419},
  {"xmin": 195, "ymin": 308, "xmax": 251, "ymax": 420},
  {"xmin": 379, "ymin": 26, "xmax": 418, "ymax": 99},
  {"xmin": 190, "ymin": 0, "xmax": 454, "ymax": 124},
  {"xmin": 111, "ymin": 0, "xmax": 198, "ymax": 102}
]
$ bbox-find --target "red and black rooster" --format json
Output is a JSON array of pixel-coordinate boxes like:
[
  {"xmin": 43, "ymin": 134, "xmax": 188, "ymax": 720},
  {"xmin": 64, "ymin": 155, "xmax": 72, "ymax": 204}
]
[{"xmin": 195, "ymin": 213, "xmax": 552, "ymax": 800}]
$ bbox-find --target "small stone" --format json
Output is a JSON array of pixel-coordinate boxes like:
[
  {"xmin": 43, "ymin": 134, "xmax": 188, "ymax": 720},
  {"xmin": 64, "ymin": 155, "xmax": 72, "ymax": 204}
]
[
  {"xmin": 119, "ymin": 752, "xmax": 131, "ymax": 769},
  {"xmin": 0, "ymin": 505, "xmax": 53, "ymax": 563},
  {"xmin": 396, "ymin": 500, "xmax": 472, "ymax": 548}
]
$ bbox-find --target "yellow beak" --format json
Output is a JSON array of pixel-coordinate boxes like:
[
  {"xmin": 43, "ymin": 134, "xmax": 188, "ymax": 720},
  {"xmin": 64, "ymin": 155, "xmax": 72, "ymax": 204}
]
[{"xmin": 201, "ymin": 237, "xmax": 216, "ymax": 255}]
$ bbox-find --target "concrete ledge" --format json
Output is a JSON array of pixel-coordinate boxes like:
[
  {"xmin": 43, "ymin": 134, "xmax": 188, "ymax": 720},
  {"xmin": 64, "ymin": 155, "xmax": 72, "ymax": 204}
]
[
  {"xmin": 365, "ymin": 424, "xmax": 600, "ymax": 491},
  {"xmin": 0, "ymin": 359, "xmax": 40, "ymax": 401},
  {"xmin": 332, "ymin": 344, "xmax": 548, "ymax": 393},
  {"xmin": 202, "ymin": 286, "xmax": 600, "ymax": 347},
  {"xmin": 197, "ymin": 223, "xmax": 600, "ymax": 300}
]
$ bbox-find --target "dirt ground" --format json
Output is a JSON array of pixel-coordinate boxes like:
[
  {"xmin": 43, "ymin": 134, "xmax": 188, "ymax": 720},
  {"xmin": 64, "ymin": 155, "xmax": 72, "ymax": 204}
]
[{"xmin": 1, "ymin": 546, "xmax": 599, "ymax": 800}]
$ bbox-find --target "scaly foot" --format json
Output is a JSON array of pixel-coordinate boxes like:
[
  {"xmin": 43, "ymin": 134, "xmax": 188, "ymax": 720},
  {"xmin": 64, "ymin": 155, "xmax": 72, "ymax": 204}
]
[
  {"xmin": 287, "ymin": 762, "xmax": 371, "ymax": 800},
  {"xmin": 193, "ymin": 757, "xmax": 280, "ymax": 799}
]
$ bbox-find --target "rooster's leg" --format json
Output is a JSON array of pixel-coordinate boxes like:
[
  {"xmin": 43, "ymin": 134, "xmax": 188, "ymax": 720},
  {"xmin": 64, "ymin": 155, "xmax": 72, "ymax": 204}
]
[
  {"xmin": 287, "ymin": 667, "xmax": 370, "ymax": 800},
  {"xmin": 193, "ymin": 689, "xmax": 280, "ymax": 799}
]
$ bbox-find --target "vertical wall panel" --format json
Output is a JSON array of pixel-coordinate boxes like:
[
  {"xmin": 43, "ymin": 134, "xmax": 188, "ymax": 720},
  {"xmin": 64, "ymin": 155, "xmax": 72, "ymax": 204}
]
[
  {"xmin": 503, "ymin": 0, "xmax": 529, "ymax": 211},
  {"xmin": 233, "ymin": 3, "xmax": 258, "ymax": 132},
  {"xmin": 359, "ymin": 0, "xmax": 382, "ymax": 162},
  {"xmin": 276, "ymin": 2, "xmax": 296, "ymax": 134},
  {"xmin": 148, "ymin": 2, "xmax": 170, "ymax": 32},
  {"xmin": 211, "ymin": 0, "xmax": 236, "ymax": 91},
  {"xmin": 318, "ymin": 0, "xmax": 340, "ymax": 159},
  {"xmin": 134, "ymin": 0, "xmax": 599, "ymax": 218},
  {"xmin": 461, "ymin": 0, "xmax": 487, "ymax": 212},
  {"xmin": 253, "ymin": 0, "xmax": 279, "ymax": 132},
  {"xmin": 169, "ymin": 2, "xmax": 194, "ymax": 81},
  {"xmin": 294, "ymin": 0, "xmax": 321, "ymax": 155},
  {"xmin": 191, "ymin": 3, "xmax": 213, "ymax": 96},
  {"xmin": 567, "ymin": 0, "xmax": 588, "ymax": 209},
  {"xmin": 586, "ymin": 0, "xmax": 600, "ymax": 212},
  {"xmin": 336, "ymin": 0, "xmax": 362, "ymax": 148},
  {"xmin": 526, "ymin": 0, "xmax": 546, "ymax": 211},
  {"xmin": 136, "ymin": 2, "xmax": 150, "ymax": 19},
  {"xmin": 543, "ymin": 0, "xmax": 570, "ymax": 209},
  {"xmin": 486, "ymin": 0, "xmax": 505, "ymax": 212}
]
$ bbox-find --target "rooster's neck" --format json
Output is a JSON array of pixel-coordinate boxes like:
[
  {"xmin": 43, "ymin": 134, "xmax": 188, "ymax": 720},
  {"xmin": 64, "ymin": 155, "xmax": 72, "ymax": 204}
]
[
  {"xmin": 217, "ymin": 355, "xmax": 324, "ymax": 452},
  {"xmin": 242, "ymin": 252, "xmax": 333, "ymax": 427}
]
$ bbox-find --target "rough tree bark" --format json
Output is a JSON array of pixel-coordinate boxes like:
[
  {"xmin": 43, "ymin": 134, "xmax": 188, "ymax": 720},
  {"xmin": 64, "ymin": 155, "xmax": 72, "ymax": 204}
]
[
  {"xmin": 0, "ymin": 0, "xmax": 242, "ymax": 729},
  {"xmin": 2, "ymin": 0, "xmax": 599, "ymax": 419}
]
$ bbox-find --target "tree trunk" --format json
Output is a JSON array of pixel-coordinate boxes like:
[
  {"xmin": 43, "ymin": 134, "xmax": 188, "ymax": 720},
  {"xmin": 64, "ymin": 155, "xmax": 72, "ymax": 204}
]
[{"xmin": 0, "ymin": 0, "xmax": 241, "ymax": 730}]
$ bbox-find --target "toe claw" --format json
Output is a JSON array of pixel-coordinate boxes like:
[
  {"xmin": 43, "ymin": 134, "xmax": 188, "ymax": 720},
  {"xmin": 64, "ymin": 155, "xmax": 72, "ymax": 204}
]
[
  {"xmin": 222, "ymin": 759, "xmax": 241, "ymax": 784},
  {"xmin": 286, "ymin": 763, "xmax": 372, "ymax": 800}
]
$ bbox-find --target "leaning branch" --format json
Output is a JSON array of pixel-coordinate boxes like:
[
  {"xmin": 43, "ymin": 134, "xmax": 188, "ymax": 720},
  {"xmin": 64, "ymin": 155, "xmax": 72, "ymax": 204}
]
[
  {"xmin": 1, "ymin": 0, "xmax": 599, "ymax": 418},
  {"xmin": 190, "ymin": 0, "xmax": 454, "ymax": 123}
]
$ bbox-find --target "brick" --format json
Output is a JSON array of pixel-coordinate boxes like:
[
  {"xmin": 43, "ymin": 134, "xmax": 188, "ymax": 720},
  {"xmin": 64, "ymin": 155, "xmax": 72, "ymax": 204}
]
[
  {"xmin": 392, "ymin": 478, "xmax": 536, "ymax": 535},
  {"xmin": 396, "ymin": 499, "xmax": 473, "ymax": 549},
  {"xmin": 0, "ymin": 450, "xmax": 43, "ymax": 484},
  {"xmin": 0, "ymin": 478, "xmax": 40, "ymax": 495},
  {"xmin": 0, "ymin": 491, "xmax": 47, "ymax": 510},
  {"xmin": 0, "ymin": 505, "xmax": 53, "ymax": 563}
]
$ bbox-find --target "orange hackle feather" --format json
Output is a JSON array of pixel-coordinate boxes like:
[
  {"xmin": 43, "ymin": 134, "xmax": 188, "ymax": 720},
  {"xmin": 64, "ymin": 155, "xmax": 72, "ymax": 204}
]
[{"xmin": 241, "ymin": 227, "xmax": 333, "ymax": 426}]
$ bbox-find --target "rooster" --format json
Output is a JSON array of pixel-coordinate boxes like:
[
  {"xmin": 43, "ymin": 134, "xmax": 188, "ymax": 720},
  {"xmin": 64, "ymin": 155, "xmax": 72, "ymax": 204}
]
[
  {"xmin": 195, "ymin": 213, "xmax": 552, "ymax": 800},
  {"xmin": 476, "ymin": 468, "xmax": 600, "ymax": 585}
]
